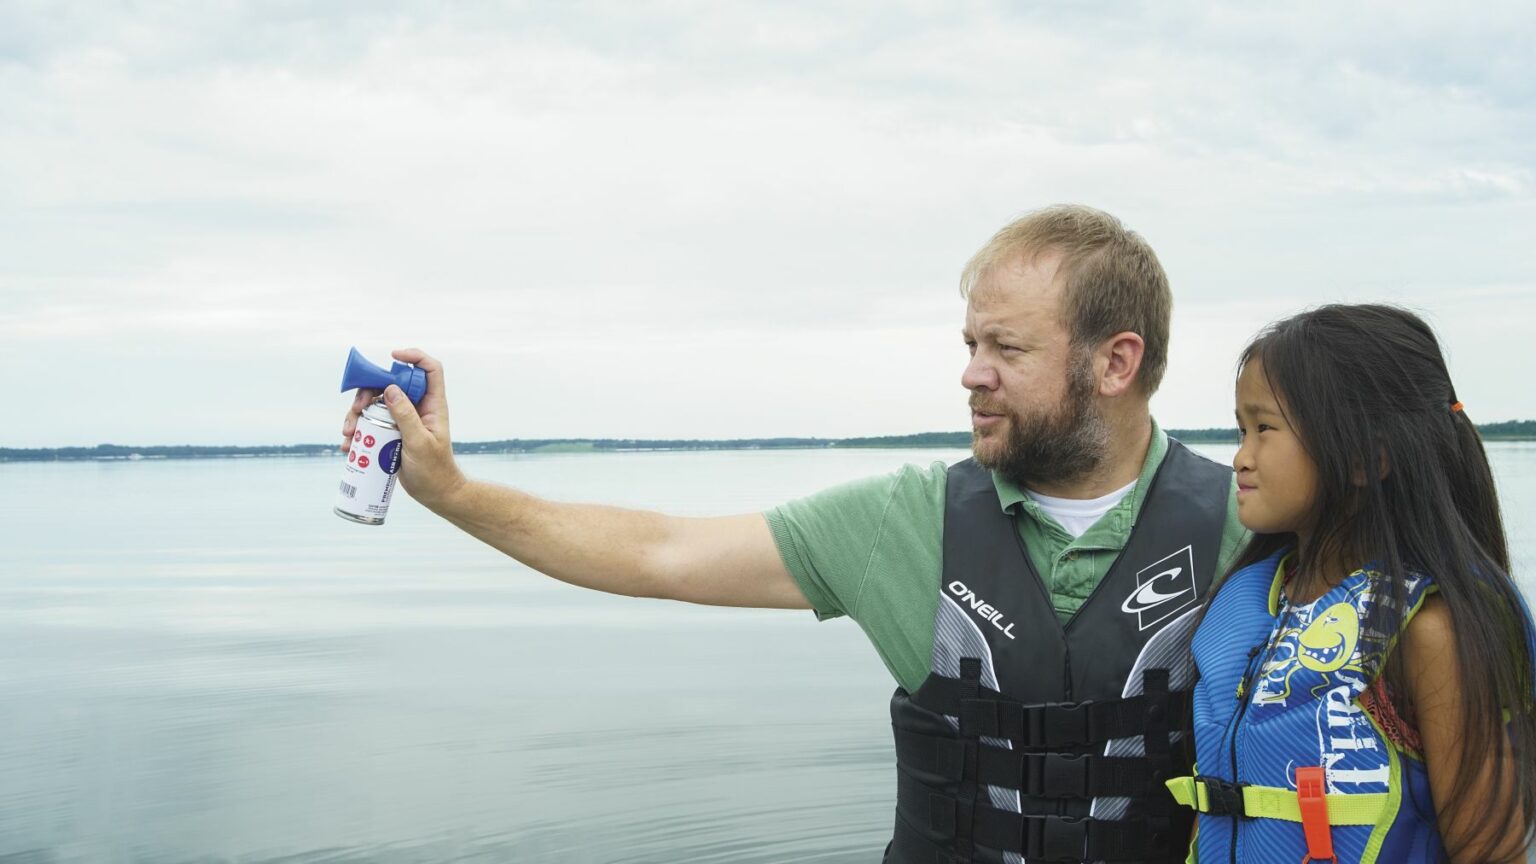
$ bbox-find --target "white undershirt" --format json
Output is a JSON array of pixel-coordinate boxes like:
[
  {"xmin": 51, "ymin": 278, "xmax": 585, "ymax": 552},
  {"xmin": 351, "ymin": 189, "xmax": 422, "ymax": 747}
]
[{"xmin": 1024, "ymin": 478, "xmax": 1138, "ymax": 539}]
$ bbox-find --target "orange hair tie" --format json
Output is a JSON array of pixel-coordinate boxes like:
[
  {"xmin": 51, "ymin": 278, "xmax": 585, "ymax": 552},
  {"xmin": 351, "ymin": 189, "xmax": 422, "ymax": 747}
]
[{"xmin": 1450, "ymin": 401, "xmax": 1465, "ymax": 414}]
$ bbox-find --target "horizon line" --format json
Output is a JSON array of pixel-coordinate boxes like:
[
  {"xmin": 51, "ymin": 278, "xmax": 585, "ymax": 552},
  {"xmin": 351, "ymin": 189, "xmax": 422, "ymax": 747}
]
[{"xmin": 5, "ymin": 420, "xmax": 1535, "ymax": 461}]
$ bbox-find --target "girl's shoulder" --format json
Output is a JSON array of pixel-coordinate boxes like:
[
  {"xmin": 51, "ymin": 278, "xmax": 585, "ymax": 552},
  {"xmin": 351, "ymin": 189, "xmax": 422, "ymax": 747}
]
[
  {"xmin": 1360, "ymin": 595, "xmax": 1451, "ymax": 753},
  {"xmin": 1400, "ymin": 595, "xmax": 1454, "ymax": 668}
]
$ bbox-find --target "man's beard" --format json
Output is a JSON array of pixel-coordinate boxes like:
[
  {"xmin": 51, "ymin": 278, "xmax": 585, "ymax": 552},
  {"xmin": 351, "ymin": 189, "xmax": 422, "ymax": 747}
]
[{"xmin": 971, "ymin": 350, "xmax": 1109, "ymax": 489}]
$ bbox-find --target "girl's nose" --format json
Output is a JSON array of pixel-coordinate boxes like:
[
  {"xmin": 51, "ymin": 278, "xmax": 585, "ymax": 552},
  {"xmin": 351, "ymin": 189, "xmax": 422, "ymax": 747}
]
[{"xmin": 1232, "ymin": 439, "xmax": 1254, "ymax": 473}]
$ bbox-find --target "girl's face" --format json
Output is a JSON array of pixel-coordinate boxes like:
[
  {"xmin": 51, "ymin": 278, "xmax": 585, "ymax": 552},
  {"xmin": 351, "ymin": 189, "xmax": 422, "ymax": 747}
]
[{"xmin": 1233, "ymin": 358, "xmax": 1321, "ymax": 541}]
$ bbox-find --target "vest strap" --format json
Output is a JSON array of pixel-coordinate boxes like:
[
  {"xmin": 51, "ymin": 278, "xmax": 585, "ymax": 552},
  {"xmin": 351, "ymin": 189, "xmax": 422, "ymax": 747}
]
[
  {"xmin": 1165, "ymin": 775, "xmax": 1389, "ymax": 826},
  {"xmin": 953, "ymin": 659, "xmax": 982, "ymax": 862},
  {"xmin": 961, "ymin": 690, "xmax": 1192, "ymax": 747},
  {"xmin": 895, "ymin": 729, "xmax": 1170, "ymax": 798},
  {"xmin": 1141, "ymin": 668, "xmax": 1172, "ymax": 756},
  {"xmin": 900, "ymin": 780, "xmax": 1179, "ymax": 861},
  {"xmin": 890, "ymin": 812, "xmax": 1189, "ymax": 864},
  {"xmin": 917, "ymin": 676, "xmax": 1191, "ymax": 747}
]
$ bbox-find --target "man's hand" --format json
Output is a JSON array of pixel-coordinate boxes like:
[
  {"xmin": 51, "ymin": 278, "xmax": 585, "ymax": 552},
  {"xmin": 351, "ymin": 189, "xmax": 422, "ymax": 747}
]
[{"xmin": 341, "ymin": 348, "xmax": 466, "ymax": 512}]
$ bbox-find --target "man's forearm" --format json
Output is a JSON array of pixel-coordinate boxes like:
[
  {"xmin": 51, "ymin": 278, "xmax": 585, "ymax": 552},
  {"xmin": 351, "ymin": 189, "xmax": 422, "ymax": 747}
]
[
  {"xmin": 425, "ymin": 479, "xmax": 809, "ymax": 609},
  {"xmin": 429, "ymin": 479, "xmax": 676, "ymax": 598}
]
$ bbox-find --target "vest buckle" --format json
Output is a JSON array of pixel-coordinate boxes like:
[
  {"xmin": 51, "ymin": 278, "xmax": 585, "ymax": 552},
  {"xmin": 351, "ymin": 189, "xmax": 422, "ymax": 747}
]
[
  {"xmin": 1026, "ymin": 815, "xmax": 1089, "ymax": 861},
  {"xmin": 1032, "ymin": 700, "xmax": 1091, "ymax": 746},
  {"xmin": 1040, "ymin": 752, "xmax": 1091, "ymax": 798},
  {"xmin": 1196, "ymin": 775, "xmax": 1247, "ymax": 817}
]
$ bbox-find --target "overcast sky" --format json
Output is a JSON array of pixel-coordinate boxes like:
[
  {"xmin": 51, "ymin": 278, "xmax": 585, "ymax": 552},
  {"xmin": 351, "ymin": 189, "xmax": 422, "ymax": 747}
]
[{"xmin": 5, "ymin": 1, "xmax": 1533, "ymax": 447}]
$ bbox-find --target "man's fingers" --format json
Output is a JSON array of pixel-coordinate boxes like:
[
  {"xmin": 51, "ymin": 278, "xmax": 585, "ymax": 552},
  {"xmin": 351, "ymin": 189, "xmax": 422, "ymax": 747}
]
[
  {"xmin": 390, "ymin": 348, "xmax": 437, "ymax": 370},
  {"xmin": 392, "ymin": 348, "xmax": 445, "ymax": 400},
  {"xmin": 342, "ymin": 388, "xmax": 381, "ymax": 451},
  {"xmin": 341, "ymin": 406, "xmax": 358, "ymax": 451},
  {"xmin": 383, "ymin": 385, "xmax": 430, "ymax": 442}
]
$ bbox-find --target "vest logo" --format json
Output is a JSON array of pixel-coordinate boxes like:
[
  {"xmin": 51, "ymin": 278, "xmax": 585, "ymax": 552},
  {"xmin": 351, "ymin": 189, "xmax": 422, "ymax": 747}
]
[
  {"xmin": 946, "ymin": 581, "xmax": 1017, "ymax": 640},
  {"xmin": 1121, "ymin": 545, "xmax": 1198, "ymax": 631}
]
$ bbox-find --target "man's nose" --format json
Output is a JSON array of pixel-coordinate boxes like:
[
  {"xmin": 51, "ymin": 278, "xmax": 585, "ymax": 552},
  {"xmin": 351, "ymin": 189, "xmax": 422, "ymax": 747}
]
[{"xmin": 962, "ymin": 354, "xmax": 998, "ymax": 391}]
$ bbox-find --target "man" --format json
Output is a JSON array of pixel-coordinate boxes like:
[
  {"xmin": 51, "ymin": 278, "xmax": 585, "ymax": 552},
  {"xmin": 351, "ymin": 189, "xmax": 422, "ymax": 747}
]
[{"xmin": 343, "ymin": 205, "xmax": 1247, "ymax": 863}]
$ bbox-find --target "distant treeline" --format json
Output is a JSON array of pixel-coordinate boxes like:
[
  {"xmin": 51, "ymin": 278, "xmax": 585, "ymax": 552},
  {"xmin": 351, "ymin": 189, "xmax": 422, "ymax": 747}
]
[
  {"xmin": 0, "ymin": 443, "xmax": 338, "ymax": 462},
  {"xmin": 5, "ymin": 421, "xmax": 1533, "ymax": 463}
]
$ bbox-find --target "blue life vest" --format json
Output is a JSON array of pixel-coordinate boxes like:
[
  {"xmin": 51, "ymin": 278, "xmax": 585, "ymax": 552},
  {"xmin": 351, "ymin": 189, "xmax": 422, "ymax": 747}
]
[{"xmin": 1167, "ymin": 549, "xmax": 1443, "ymax": 863}]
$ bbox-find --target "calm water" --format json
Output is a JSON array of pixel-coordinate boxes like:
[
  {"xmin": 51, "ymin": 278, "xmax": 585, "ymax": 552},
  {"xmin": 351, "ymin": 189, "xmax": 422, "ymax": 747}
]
[{"xmin": 2, "ymin": 444, "xmax": 1534, "ymax": 863}]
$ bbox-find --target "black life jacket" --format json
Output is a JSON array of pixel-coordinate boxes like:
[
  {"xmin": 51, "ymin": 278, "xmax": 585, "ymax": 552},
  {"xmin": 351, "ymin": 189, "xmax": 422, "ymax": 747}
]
[{"xmin": 885, "ymin": 440, "xmax": 1231, "ymax": 863}]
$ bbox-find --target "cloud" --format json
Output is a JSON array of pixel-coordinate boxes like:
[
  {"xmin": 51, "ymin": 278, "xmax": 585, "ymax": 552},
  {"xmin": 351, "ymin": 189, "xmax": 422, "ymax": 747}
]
[{"xmin": 2, "ymin": 1, "xmax": 1533, "ymax": 445}]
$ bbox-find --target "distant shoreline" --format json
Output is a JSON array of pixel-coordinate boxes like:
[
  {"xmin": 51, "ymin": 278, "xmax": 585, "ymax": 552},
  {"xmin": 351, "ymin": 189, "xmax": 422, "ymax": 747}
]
[{"xmin": 4, "ymin": 422, "xmax": 1533, "ymax": 463}]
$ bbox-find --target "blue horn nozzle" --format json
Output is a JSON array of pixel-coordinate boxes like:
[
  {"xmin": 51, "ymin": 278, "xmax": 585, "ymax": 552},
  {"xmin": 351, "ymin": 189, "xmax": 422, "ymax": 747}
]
[{"xmin": 340, "ymin": 347, "xmax": 427, "ymax": 404}]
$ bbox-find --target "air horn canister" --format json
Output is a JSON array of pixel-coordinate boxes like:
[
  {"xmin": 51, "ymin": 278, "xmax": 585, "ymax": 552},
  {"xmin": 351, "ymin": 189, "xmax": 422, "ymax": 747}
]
[{"xmin": 335, "ymin": 347, "xmax": 427, "ymax": 525}]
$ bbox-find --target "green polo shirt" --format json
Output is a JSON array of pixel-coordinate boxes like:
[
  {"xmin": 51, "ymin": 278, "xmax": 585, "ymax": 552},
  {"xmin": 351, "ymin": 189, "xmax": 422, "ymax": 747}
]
[{"xmin": 765, "ymin": 421, "xmax": 1249, "ymax": 694}]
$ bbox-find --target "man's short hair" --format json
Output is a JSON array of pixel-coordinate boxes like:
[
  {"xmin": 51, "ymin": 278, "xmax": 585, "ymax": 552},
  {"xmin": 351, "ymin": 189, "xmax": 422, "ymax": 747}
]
[{"xmin": 959, "ymin": 204, "xmax": 1172, "ymax": 395}]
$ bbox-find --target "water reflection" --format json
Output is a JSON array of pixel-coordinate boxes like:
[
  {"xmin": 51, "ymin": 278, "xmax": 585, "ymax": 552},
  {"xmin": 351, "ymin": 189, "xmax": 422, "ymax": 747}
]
[{"xmin": 2, "ymin": 445, "xmax": 1532, "ymax": 862}]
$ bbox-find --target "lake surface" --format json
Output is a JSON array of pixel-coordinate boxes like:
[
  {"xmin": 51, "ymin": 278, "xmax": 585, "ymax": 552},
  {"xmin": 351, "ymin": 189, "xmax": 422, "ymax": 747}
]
[{"xmin": 2, "ymin": 443, "xmax": 1534, "ymax": 863}]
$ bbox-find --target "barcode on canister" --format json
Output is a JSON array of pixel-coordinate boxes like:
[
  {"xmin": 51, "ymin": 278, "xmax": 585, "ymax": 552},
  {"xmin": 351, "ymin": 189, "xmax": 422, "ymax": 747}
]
[{"xmin": 339, "ymin": 481, "xmax": 357, "ymax": 499}]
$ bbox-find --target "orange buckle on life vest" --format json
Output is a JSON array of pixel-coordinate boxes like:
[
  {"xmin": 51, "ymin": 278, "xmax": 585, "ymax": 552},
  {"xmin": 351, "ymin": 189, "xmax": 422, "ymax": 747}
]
[{"xmin": 1295, "ymin": 766, "xmax": 1335, "ymax": 863}]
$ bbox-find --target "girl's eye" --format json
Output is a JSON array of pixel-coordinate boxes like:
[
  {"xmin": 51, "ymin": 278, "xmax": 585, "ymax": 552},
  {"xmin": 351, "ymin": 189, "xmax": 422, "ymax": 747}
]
[
  {"xmin": 1236, "ymin": 426, "xmax": 1247, "ymax": 439},
  {"xmin": 1256, "ymin": 424, "xmax": 1274, "ymax": 434}
]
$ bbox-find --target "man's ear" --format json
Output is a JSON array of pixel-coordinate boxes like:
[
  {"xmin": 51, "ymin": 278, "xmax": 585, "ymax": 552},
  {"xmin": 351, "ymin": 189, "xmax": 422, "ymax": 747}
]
[{"xmin": 1097, "ymin": 331, "xmax": 1146, "ymax": 397}]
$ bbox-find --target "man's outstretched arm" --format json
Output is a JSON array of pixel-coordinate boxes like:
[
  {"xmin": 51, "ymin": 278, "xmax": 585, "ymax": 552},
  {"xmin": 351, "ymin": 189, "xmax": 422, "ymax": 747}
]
[
  {"xmin": 436, "ymin": 485, "xmax": 807, "ymax": 608},
  {"xmin": 342, "ymin": 348, "xmax": 810, "ymax": 610}
]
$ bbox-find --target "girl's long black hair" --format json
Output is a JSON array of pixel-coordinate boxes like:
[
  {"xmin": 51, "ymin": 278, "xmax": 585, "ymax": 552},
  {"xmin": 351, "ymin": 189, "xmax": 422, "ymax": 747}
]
[{"xmin": 1225, "ymin": 304, "xmax": 1534, "ymax": 860}]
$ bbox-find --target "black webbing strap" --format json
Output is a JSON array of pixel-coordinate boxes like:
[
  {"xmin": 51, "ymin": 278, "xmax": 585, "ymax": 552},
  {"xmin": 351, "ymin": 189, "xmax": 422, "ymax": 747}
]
[
  {"xmin": 897, "ymin": 778, "xmax": 1180, "ymax": 861},
  {"xmin": 895, "ymin": 731, "xmax": 1167, "ymax": 798},
  {"xmin": 1138, "ymin": 668, "xmax": 1176, "ymax": 829},
  {"xmin": 953, "ymin": 658, "xmax": 982, "ymax": 863},
  {"xmin": 1141, "ymin": 670, "xmax": 1171, "ymax": 747},
  {"xmin": 909, "ymin": 670, "xmax": 1185, "ymax": 744},
  {"xmin": 890, "ymin": 813, "xmax": 1190, "ymax": 864},
  {"xmin": 942, "ymin": 687, "xmax": 1190, "ymax": 747}
]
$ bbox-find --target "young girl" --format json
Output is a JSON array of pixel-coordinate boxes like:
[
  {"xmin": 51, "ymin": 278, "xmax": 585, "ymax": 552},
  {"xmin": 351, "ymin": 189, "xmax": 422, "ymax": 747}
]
[{"xmin": 1168, "ymin": 304, "xmax": 1535, "ymax": 863}]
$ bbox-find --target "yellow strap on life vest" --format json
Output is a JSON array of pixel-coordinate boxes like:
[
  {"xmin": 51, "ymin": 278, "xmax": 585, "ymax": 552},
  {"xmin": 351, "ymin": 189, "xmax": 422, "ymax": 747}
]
[{"xmin": 1165, "ymin": 776, "xmax": 1389, "ymax": 826}]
